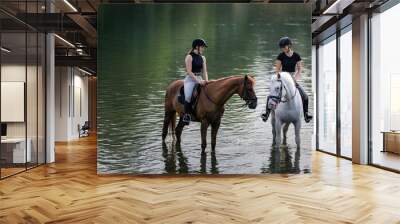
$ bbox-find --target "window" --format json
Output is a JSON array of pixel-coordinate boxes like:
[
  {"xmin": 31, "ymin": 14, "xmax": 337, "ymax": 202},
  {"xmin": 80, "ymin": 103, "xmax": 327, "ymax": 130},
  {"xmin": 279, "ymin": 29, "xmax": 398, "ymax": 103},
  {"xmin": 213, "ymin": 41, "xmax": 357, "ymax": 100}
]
[
  {"xmin": 0, "ymin": 2, "xmax": 46, "ymax": 179},
  {"xmin": 317, "ymin": 35, "xmax": 337, "ymax": 154},
  {"xmin": 370, "ymin": 3, "xmax": 400, "ymax": 171},
  {"xmin": 339, "ymin": 26, "xmax": 352, "ymax": 158}
]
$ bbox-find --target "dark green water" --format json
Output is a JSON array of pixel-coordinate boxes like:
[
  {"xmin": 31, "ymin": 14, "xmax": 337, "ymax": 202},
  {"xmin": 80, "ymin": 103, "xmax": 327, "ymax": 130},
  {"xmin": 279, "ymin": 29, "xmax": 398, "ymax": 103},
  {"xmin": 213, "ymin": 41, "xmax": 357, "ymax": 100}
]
[{"xmin": 98, "ymin": 4, "xmax": 312, "ymax": 174}]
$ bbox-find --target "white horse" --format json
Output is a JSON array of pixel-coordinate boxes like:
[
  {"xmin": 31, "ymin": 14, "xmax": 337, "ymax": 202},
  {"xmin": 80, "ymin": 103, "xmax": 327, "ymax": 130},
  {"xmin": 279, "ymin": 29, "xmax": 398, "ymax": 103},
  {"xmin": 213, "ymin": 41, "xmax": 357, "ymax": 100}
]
[{"xmin": 268, "ymin": 72, "xmax": 302, "ymax": 149}]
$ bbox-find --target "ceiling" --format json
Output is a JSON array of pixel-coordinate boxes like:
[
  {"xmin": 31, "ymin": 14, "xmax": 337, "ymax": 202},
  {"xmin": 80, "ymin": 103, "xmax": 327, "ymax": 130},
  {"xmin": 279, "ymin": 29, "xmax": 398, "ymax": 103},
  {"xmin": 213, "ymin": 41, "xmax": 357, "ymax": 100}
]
[{"xmin": 7, "ymin": 0, "xmax": 380, "ymax": 74}]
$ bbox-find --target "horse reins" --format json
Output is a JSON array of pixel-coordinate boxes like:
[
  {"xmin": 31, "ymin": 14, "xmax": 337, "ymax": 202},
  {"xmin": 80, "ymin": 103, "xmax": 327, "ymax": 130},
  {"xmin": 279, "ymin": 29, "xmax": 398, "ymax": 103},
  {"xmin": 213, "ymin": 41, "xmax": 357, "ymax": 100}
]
[
  {"xmin": 268, "ymin": 79, "xmax": 297, "ymax": 103},
  {"xmin": 276, "ymin": 79, "xmax": 297, "ymax": 103},
  {"xmin": 203, "ymin": 83, "xmax": 220, "ymax": 106}
]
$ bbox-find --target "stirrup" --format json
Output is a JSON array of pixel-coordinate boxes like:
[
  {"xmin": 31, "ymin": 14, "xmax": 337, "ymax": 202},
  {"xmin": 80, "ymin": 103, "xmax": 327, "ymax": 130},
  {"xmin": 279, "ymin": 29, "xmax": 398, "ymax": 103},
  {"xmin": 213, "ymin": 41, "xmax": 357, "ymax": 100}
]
[{"xmin": 183, "ymin": 114, "xmax": 191, "ymax": 125}]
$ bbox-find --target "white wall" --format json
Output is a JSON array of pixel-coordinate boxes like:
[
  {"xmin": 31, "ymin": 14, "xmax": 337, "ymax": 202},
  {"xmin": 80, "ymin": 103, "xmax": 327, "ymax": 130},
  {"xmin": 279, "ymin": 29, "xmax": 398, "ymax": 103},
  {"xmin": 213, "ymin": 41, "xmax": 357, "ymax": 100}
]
[
  {"xmin": 1, "ymin": 65, "xmax": 26, "ymax": 139},
  {"xmin": 1, "ymin": 64, "xmax": 26, "ymax": 82},
  {"xmin": 72, "ymin": 72, "xmax": 89, "ymax": 138},
  {"xmin": 55, "ymin": 67, "xmax": 89, "ymax": 141},
  {"xmin": 1, "ymin": 82, "xmax": 25, "ymax": 122},
  {"xmin": 55, "ymin": 66, "xmax": 69, "ymax": 141},
  {"xmin": 1, "ymin": 64, "xmax": 42, "ymax": 137}
]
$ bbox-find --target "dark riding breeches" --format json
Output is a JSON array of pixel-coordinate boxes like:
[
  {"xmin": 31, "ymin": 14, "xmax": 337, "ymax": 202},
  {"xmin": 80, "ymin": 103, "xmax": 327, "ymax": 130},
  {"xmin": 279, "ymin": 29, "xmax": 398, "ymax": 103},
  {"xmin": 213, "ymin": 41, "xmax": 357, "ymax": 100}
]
[{"xmin": 295, "ymin": 82, "xmax": 309, "ymax": 115}]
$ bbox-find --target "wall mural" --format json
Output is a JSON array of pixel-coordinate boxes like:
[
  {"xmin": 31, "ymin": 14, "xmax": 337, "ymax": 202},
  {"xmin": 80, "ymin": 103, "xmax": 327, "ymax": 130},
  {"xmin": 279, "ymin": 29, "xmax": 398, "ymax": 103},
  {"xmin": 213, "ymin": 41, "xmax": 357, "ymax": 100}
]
[{"xmin": 98, "ymin": 4, "xmax": 313, "ymax": 174}]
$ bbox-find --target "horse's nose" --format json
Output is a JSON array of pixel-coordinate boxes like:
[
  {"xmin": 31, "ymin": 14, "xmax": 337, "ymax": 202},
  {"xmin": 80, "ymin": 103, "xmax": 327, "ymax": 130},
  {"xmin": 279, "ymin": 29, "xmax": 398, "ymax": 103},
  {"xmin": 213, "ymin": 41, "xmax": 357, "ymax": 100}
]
[{"xmin": 249, "ymin": 101, "xmax": 257, "ymax": 109}]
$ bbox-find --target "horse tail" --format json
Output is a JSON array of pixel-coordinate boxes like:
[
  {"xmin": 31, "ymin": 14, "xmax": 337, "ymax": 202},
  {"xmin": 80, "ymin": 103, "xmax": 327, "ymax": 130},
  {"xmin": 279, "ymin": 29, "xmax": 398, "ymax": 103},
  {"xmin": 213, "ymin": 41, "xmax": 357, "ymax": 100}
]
[
  {"xmin": 162, "ymin": 109, "xmax": 177, "ymax": 140},
  {"xmin": 162, "ymin": 90, "xmax": 170, "ymax": 140},
  {"xmin": 162, "ymin": 86, "xmax": 177, "ymax": 140},
  {"xmin": 162, "ymin": 80, "xmax": 181, "ymax": 141}
]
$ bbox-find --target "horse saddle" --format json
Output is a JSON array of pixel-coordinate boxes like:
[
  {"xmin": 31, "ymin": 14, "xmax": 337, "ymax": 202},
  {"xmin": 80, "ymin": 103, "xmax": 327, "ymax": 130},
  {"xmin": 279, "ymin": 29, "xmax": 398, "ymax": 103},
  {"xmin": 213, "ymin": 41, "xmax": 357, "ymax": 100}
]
[{"xmin": 178, "ymin": 84, "xmax": 202, "ymax": 121}]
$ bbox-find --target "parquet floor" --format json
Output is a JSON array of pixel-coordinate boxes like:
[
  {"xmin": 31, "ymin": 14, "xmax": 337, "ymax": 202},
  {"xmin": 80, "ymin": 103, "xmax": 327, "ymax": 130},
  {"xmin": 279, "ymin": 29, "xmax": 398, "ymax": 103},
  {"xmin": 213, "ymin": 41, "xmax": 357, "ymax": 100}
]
[{"xmin": 1, "ymin": 135, "xmax": 400, "ymax": 224}]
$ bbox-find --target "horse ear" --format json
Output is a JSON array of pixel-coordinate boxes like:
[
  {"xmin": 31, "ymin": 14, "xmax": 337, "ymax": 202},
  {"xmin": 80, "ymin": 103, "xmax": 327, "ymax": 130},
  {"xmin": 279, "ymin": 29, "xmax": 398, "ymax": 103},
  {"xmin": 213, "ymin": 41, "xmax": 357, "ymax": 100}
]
[{"xmin": 244, "ymin": 75, "xmax": 248, "ymax": 80}]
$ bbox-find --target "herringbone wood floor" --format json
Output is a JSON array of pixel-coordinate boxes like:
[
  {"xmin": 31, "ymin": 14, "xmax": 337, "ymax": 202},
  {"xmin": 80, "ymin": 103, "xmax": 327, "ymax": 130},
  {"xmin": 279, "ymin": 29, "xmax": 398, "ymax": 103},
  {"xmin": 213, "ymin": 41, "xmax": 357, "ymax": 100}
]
[{"xmin": 1, "ymin": 135, "xmax": 400, "ymax": 224}]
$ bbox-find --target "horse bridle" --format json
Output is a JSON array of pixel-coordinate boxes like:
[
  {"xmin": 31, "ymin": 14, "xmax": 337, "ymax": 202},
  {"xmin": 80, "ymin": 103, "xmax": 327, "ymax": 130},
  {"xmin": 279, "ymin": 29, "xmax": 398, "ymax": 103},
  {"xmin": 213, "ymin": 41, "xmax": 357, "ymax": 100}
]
[
  {"xmin": 241, "ymin": 79, "xmax": 257, "ymax": 106},
  {"xmin": 270, "ymin": 79, "xmax": 296, "ymax": 104}
]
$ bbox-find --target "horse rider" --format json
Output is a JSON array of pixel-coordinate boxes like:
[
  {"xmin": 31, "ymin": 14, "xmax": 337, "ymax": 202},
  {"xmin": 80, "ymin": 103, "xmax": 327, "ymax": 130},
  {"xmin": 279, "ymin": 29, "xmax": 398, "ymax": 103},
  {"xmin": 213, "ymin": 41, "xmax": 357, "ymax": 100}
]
[
  {"xmin": 183, "ymin": 38, "xmax": 209, "ymax": 125},
  {"xmin": 261, "ymin": 37, "xmax": 313, "ymax": 123}
]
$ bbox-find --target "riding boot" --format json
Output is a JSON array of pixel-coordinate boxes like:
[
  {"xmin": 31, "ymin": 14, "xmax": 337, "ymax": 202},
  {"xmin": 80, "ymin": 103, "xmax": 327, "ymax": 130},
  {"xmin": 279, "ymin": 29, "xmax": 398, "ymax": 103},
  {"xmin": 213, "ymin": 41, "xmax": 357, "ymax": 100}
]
[
  {"xmin": 296, "ymin": 83, "xmax": 313, "ymax": 123},
  {"xmin": 261, "ymin": 97, "xmax": 271, "ymax": 122},
  {"xmin": 182, "ymin": 101, "xmax": 192, "ymax": 125}
]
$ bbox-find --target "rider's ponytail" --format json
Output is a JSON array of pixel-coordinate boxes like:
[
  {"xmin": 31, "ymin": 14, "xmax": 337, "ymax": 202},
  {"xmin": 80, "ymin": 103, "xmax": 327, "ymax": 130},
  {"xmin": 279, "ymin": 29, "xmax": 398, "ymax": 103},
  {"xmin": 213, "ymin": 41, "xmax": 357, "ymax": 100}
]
[{"xmin": 186, "ymin": 46, "xmax": 202, "ymax": 56}]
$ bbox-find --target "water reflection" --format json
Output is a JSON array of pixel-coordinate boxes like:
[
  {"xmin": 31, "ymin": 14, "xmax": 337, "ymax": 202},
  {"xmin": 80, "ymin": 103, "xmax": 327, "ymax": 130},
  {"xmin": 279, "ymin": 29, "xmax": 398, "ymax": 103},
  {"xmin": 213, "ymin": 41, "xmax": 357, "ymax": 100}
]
[
  {"xmin": 162, "ymin": 139, "xmax": 311, "ymax": 174},
  {"xmin": 162, "ymin": 141, "xmax": 219, "ymax": 174},
  {"xmin": 262, "ymin": 146, "xmax": 300, "ymax": 174}
]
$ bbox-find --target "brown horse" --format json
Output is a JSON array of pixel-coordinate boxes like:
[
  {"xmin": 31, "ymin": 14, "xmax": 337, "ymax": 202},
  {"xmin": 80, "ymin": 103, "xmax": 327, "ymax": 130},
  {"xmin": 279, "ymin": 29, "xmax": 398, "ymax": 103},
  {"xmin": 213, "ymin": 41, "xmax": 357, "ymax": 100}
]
[{"xmin": 162, "ymin": 75, "xmax": 257, "ymax": 152}]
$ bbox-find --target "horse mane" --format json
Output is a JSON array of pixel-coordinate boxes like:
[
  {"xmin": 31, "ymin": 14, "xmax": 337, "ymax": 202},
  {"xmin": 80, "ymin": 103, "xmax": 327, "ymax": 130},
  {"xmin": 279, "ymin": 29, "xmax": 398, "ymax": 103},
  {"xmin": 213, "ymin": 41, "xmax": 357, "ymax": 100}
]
[
  {"xmin": 207, "ymin": 75, "xmax": 255, "ymax": 86},
  {"xmin": 207, "ymin": 75, "xmax": 243, "ymax": 83},
  {"xmin": 272, "ymin": 72, "xmax": 294, "ymax": 85}
]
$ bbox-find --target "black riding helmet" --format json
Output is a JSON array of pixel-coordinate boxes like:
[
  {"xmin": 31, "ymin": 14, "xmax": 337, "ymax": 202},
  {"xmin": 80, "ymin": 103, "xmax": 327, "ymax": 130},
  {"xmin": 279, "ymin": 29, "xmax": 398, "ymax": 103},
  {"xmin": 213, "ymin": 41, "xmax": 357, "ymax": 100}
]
[
  {"xmin": 192, "ymin": 38, "xmax": 208, "ymax": 49},
  {"xmin": 278, "ymin": 37, "xmax": 292, "ymax": 48}
]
